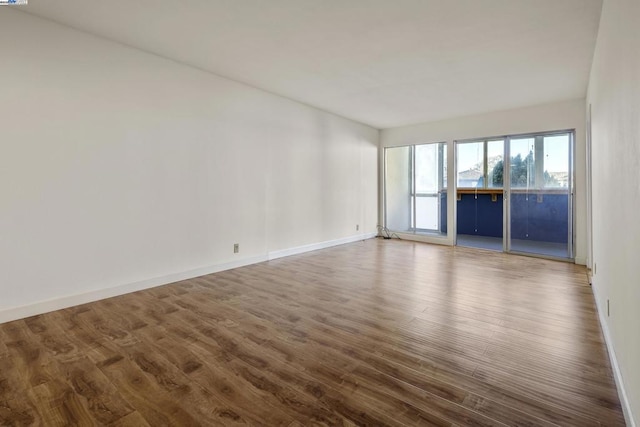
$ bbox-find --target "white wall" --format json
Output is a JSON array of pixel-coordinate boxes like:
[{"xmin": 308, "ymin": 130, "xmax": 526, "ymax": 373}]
[
  {"xmin": 0, "ymin": 11, "xmax": 378, "ymax": 322},
  {"xmin": 380, "ymin": 99, "xmax": 587, "ymax": 264},
  {"xmin": 587, "ymin": 0, "xmax": 639, "ymax": 424}
]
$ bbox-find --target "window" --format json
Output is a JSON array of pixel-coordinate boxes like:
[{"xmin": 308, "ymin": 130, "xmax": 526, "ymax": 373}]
[
  {"xmin": 487, "ymin": 140, "xmax": 504, "ymax": 188},
  {"xmin": 385, "ymin": 142, "xmax": 447, "ymax": 234},
  {"xmin": 456, "ymin": 139, "xmax": 504, "ymax": 188},
  {"xmin": 510, "ymin": 135, "xmax": 570, "ymax": 189},
  {"xmin": 509, "ymin": 138, "xmax": 536, "ymax": 189}
]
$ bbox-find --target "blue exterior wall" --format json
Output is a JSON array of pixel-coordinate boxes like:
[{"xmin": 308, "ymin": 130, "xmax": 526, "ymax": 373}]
[
  {"xmin": 455, "ymin": 194, "xmax": 504, "ymax": 237},
  {"xmin": 442, "ymin": 192, "xmax": 569, "ymax": 243},
  {"xmin": 510, "ymin": 193, "xmax": 568, "ymax": 243}
]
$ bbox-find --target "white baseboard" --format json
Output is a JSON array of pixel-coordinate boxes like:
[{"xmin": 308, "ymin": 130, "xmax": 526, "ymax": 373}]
[
  {"xmin": 267, "ymin": 232, "xmax": 377, "ymax": 260},
  {"xmin": 592, "ymin": 283, "xmax": 637, "ymax": 427},
  {"xmin": 389, "ymin": 232, "xmax": 453, "ymax": 246},
  {"xmin": 574, "ymin": 256, "xmax": 587, "ymax": 265},
  {"xmin": 0, "ymin": 233, "xmax": 376, "ymax": 324},
  {"xmin": 0, "ymin": 254, "xmax": 268, "ymax": 325}
]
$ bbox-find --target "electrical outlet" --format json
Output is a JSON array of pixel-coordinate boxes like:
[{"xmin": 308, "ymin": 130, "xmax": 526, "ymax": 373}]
[
  {"xmin": 594, "ymin": 263, "xmax": 597, "ymax": 275},
  {"xmin": 607, "ymin": 299, "xmax": 610, "ymax": 317},
  {"xmin": 356, "ymin": 224, "xmax": 359, "ymax": 231},
  {"xmin": 233, "ymin": 243, "xmax": 239, "ymax": 253}
]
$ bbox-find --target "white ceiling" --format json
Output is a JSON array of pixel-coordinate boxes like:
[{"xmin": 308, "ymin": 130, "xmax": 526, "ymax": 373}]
[{"xmin": 20, "ymin": 0, "xmax": 602, "ymax": 129}]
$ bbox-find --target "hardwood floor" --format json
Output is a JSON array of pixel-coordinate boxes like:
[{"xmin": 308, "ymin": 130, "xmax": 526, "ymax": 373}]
[{"xmin": 0, "ymin": 239, "xmax": 625, "ymax": 426}]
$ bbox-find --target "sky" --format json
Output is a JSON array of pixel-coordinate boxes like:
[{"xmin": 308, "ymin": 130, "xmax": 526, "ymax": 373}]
[{"xmin": 457, "ymin": 134, "xmax": 570, "ymax": 175}]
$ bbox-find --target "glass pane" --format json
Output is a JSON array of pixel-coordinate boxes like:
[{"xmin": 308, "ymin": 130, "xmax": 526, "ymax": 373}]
[
  {"xmin": 416, "ymin": 196, "xmax": 438, "ymax": 230},
  {"xmin": 442, "ymin": 143, "xmax": 448, "ymax": 189},
  {"xmin": 415, "ymin": 144, "xmax": 438, "ymax": 193},
  {"xmin": 510, "ymin": 138, "xmax": 535, "ymax": 189},
  {"xmin": 487, "ymin": 139, "xmax": 504, "ymax": 188},
  {"xmin": 509, "ymin": 134, "xmax": 570, "ymax": 258},
  {"xmin": 457, "ymin": 142, "xmax": 483, "ymax": 188},
  {"xmin": 543, "ymin": 135, "xmax": 569, "ymax": 188},
  {"xmin": 438, "ymin": 142, "xmax": 447, "ymax": 235},
  {"xmin": 385, "ymin": 146, "xmax": 411, "ymax": 232}
]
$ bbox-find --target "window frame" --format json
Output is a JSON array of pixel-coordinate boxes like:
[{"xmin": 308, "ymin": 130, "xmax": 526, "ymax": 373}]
[
  {"xmin": 456, "ymin": 139, "xmax": 505, "ymax": 190},
  {"xmin": 384, "ymin": 141, "xmax": 447, "ymax": 234}
]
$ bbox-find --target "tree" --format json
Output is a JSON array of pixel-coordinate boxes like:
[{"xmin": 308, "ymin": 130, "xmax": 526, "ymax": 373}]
[
  {"xmin": 489, "ymin": 151, "xmax": 560, "ymax": 188},
  {"xmin": 512, "ymin": 152, "xmax": 534, "ymax": 186},
  {"xmin": 489, "ymin": 152, "xmax": 535, "ymax": 187},
  {"xmin": 491, "ymin": 159, "xmax": 504, "ymax": 186}
]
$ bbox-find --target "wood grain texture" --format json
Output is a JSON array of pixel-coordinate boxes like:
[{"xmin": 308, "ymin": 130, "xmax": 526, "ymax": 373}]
[{"xmin": 0, "ymin": 239, "xmax": 625, "ymax": 426}]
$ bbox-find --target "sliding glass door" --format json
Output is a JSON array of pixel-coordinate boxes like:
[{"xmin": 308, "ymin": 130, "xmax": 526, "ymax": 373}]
[
  {"xmin": 455, "ymin": 139, "xmax": 505, "ymax": 251},
  {"xmin": 414, "ymin": 144, "xmax": 445, "ymax": 231},
  {"xmin": 385, "ymin": 142, "xmax": 447, "ymax": 235},
  {"xmin": 506, "ymin": 132, "xmax": 573, "ymax": 258},
  {"xmin": 455, "ymin": 130, "xmax": 574, "ymax": 259}
]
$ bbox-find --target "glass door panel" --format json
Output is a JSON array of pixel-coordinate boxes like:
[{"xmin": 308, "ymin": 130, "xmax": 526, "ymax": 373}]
[
  {"xmin": 415, "ymin": 144, "xmax": 441, "ymax": 232},
  {"xmin": 415, "ymin": 196, "xmax": 439, "ymax": 230},
  {"xmin": 508, "ymin": 134, "xmax": 572, "ymax": 258},
  {"xmin": 487, "ymin": 140, "xmax": 505, "ymax": 188},
  {"xmin": 455, "ymin": 139, "xmax": 505, "ymax": 251},
  {"xmin": 384, "ymin": 143, "xmax": 447, "ymax": 235},
  {"xmin": 385, "ymin": 146, "xmax": 412, "ymax": 232},
  {"xmin": 456, "ymin": 142, "xmax": 484, "ymax": 187}
]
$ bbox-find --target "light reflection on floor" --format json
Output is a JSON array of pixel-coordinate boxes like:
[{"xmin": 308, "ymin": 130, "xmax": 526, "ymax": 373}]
[{"xmin": 456, "ymin": 234, "xmax": 569, "ymax": 259}]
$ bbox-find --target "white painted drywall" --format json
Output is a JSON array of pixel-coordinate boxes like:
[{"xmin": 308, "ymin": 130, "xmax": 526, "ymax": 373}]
[
  {"xmin": 587, "ymin": 0, "xmax": 640, "ymax": 424},
  {"xmin": 0, "ymin": 11, "xmax": 378, "ymax": 319},
  {"xmin": 380, "ymin": 99, "xmax": 587, "ymax": 264}
]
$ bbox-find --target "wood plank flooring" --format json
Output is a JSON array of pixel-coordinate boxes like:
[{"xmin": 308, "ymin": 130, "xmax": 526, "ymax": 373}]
[{"xmin": 0, "ymin": 239, "xmax": 625, "ymax": 426}]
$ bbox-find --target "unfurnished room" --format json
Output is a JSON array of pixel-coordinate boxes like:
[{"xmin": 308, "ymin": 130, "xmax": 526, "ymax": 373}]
[{"xmin": 0, "ymin": 1, "xmax": 638, "ymax": 425}]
